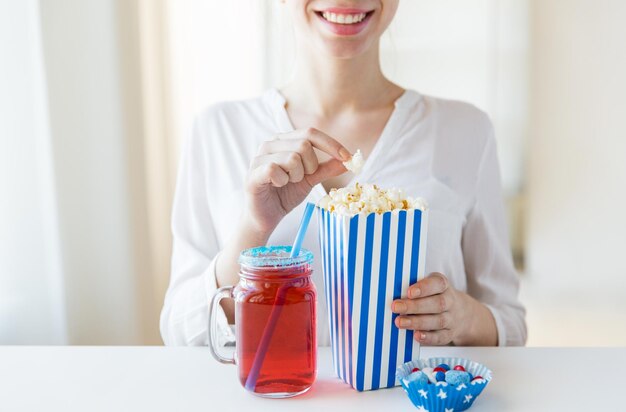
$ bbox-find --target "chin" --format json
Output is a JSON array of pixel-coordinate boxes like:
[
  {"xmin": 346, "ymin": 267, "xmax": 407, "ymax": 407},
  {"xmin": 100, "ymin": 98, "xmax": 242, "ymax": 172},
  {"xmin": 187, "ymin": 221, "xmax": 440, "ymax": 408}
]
[{"xmin": 318, "ymin": 38, "xmax": 375, "ymax": 60}]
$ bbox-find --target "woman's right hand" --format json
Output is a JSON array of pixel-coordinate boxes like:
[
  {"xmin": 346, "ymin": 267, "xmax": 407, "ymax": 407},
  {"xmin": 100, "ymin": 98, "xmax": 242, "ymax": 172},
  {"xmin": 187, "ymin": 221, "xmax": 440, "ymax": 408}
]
[
  {"xmin": 216, "ymin": 128, "xmax": 350, "ymax": 321},
  {"xmin": 244, "ymin": 127, "xmax": 351, "ymax": 235}
]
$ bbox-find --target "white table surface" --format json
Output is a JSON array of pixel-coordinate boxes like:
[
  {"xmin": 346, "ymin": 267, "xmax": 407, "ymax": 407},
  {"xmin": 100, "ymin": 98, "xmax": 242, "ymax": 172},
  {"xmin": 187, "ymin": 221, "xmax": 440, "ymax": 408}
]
[{"xmin": 0, "ymin": 346, "xmax": 623, "ymax": 412}]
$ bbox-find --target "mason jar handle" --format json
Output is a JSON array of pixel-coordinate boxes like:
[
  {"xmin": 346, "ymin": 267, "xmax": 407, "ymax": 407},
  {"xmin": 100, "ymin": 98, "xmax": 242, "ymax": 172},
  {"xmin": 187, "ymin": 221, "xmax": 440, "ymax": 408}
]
[{"xmin": 208, "ymin": 286, "xmax": 235, "ymax": 365}]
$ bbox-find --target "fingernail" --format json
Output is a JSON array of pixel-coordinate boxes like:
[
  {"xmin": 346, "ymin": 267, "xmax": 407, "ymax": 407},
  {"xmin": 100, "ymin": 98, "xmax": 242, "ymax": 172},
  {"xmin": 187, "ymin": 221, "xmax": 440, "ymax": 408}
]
[
  {"xmin": 339, "ymin": 148, "xmax": 351, "ymax": 161},
  {"xmin": 398, "ymin": 318, "xmax": 410, "ymax": 327},
  {"xmin": 410, "ymin": 288, "xmax": 421, "ymax": 298},
  {"xmin": 420, "ymin": 332, "xmax": 426, "ymax": 341},
  {"xmin": 393, "ymin": 302, "xmax": 406, "ymax": 313}
]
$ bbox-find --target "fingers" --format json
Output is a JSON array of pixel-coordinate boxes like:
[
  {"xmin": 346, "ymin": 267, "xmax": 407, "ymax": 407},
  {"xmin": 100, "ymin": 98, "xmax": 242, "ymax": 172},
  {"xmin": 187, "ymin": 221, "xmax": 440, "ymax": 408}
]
[
  {"xmin": 250, "ymin": 127, "xmax": 350, "ymax": 190},
  {"xmin": 305, "ymin": 128, "xmax": 351, "ymax": 161},
  {"xmin": 392, "ymin": 292, "xmax": 452, "ymax": 315},
  {"xmin": 248, "ymin": 162, "xmax": 290, "ymax": 188},
  {"xmin": 261, "ymin": 128, "xmax": 351, "ymax": 162},
  {"xmin": 306, "ymin": 159, "xmax": 347, "ymax": 186},
  {"xmin": 413, "ymin": 329, "xmax": 454, "ymax": 346},
  {"xmin": 407, "ymin": 272, "xmax": 449, "ymax": 299},
  {"xmin": 394, "ymin": 313, "xmax": 452, "ymax": 330},
  {"xmin": 389, "ymin": 272, "xmax": 456, "ymax": 346},
  {"xmin": 250, "ymin": 152, "xmax": 305, "ymax": 183},
  {"xmin": 257, "ymin": 138, "xmax": 319, "ymax": 175}
]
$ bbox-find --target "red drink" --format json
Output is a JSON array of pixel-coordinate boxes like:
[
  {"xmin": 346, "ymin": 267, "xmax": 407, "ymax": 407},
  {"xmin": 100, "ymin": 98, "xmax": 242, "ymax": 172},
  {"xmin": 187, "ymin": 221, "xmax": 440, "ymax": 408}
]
[
  {"xmin": 224, "ymin": 246, "xmax": 317, "ymax": 397},
  {"xmin": 208, "ymin": 247, "xmax": 317, "ymax": 397}
]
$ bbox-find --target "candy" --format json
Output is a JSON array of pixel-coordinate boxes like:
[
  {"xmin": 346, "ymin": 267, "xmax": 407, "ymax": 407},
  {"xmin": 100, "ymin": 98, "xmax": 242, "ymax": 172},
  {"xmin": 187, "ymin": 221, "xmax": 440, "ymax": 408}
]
[
  {"xmin": 402, "ymin": 363, "xmax": 481, "ymax": 387},
  {"xmin": 403, "ymin": 370, "xmax": 428, "ymax": 386},
  {"xmin": 436, "ymin": 363, "xmax": 450, "ymax": 371},
  {"xmin": 435, "ymin": 371, "xmax": 446, "ymax": 382},
  {"xmin": 445, "ymin": 370, "xmax": 470, "ymax": 386},
  {"xmin": 421, "ymin": 367, "xmax": 437, "ymax": 384}
]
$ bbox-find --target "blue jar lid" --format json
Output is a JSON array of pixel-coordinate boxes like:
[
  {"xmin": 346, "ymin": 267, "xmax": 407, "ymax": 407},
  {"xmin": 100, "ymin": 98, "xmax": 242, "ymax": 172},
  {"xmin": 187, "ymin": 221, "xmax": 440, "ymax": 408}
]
[{"xmin": 239, "ymin": 246, "xmax": 313, "ymax": 268}]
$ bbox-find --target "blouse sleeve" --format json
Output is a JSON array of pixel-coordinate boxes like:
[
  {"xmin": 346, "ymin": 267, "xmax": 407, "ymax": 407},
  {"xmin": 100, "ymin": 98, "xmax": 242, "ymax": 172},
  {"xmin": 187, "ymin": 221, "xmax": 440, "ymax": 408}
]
[
  {"xmin": 461, "ymin": 120, "xmax": 528, "ymax": 346},
  {"xmin": 160, "ymin": 119, "xmax": 233, "ymax": 346}
]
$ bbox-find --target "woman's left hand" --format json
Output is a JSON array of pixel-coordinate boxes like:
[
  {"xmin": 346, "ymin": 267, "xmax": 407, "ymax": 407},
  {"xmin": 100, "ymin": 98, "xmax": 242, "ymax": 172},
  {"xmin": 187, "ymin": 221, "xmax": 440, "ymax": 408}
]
[{"xmin": 391, "ymin": 272, "xmax": 498, "ymax": 346}]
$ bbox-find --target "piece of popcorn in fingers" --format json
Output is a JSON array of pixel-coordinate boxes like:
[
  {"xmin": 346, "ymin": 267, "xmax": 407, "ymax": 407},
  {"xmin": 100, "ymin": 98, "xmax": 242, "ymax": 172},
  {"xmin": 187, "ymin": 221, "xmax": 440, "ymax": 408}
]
[{"xmin": 343, "ymin": 149, "xmax": 365, "ymax": 174}]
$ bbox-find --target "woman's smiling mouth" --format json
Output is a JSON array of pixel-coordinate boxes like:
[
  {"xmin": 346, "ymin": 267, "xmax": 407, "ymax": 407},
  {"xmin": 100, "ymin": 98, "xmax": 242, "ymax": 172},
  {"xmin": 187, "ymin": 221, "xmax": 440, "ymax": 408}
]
[
  {"xmin": 315, "ymin": 8, "xmax": 375, "ymax": 35},
  {"xmin": 321, "ymin": 11, "xmax": 367, "ymax": 24}
]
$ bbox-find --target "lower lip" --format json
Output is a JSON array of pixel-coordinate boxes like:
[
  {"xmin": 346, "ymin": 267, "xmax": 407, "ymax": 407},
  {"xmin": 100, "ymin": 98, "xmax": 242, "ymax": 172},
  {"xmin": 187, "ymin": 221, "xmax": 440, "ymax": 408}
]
[{"xmin": 315, "ymin": 12, "xmax": 373, "ymax": 36}]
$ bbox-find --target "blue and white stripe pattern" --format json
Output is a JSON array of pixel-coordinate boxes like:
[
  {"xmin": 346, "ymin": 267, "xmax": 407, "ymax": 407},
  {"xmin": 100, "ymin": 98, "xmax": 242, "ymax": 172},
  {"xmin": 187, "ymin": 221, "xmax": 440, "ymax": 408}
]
[{"xmin": 317, "ymin": 207, "xmax": 429, "ymax": 391}]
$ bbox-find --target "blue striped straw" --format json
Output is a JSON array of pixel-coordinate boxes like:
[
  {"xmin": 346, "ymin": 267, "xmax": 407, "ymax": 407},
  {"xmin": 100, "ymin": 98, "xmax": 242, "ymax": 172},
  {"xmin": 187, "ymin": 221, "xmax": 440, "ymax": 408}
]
[{"xmin": 244, "ymin": 202, "xmax": 316, "ymax": 391}]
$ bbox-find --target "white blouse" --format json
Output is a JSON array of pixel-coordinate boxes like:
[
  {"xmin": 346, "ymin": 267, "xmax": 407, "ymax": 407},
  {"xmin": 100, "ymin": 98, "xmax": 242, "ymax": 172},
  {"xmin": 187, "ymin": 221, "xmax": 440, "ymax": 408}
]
[{"xmin": 160, "ymin": 88, "xmax": 527, "ymax": 348}]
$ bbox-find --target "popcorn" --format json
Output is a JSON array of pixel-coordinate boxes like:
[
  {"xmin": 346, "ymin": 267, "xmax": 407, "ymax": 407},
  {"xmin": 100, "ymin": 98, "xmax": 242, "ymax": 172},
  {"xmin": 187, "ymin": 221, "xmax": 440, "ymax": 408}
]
[
  {"xmin": 343, "ymin": 149, "xmax": 364, "ymax": 174},
  {"xmin": 318, "ymin": 184, "xmax": 429, "ymax": 391},
  {"xmin": 318, "ymin": 182, "xmax": 428, "ymax": 216}
]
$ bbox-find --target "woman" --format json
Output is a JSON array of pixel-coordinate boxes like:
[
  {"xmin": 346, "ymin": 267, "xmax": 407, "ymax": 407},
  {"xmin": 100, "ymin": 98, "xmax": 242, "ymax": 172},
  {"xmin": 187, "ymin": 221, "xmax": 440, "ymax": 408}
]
[{"xmin": 160, "ymin": 0, "xmax": 527, "ymax": 347}]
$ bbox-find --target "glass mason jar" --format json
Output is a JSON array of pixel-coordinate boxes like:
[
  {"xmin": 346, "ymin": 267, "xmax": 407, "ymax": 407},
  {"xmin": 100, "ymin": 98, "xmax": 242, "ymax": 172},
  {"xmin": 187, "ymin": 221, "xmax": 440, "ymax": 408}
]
[{"xmin": 208, "ymin": 246, "xmax": 317, "ymax": 398}]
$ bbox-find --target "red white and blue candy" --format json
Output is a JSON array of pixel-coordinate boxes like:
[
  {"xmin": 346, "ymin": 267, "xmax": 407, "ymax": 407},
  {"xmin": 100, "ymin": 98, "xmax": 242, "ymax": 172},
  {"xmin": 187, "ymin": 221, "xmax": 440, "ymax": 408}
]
[{"xmin": 402, "ymin": 364, "xmax": 486, "ymax": 387}]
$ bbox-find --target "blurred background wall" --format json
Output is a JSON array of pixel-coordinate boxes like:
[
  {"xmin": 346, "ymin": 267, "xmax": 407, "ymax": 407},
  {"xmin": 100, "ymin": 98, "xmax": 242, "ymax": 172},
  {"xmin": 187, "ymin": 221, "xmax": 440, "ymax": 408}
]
[
  {"xmin": 1, "ymin": 0, "xmax": 624, "ymax": 345},
  {"xmin": 1, "ymin": 0, "xmax": 66, "ymax": 344},
  {"xmin": 525, "ymin": 0, "xmax": 626, "ymax": 345}
]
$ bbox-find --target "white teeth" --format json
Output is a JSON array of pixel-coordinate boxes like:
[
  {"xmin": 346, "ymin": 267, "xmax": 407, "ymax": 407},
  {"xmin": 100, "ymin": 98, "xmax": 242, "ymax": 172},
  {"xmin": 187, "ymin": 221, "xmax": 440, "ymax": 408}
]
[{"xmin": 321, "ymin": 11, "xmax": 367, "ymax": 24}]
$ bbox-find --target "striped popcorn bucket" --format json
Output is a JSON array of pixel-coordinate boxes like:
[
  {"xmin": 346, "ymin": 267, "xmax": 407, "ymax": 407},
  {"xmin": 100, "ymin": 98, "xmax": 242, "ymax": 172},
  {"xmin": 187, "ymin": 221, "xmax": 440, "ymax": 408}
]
[{"xmin": 317, "ymin": 207, "xmax": 429, "ymax": 391}]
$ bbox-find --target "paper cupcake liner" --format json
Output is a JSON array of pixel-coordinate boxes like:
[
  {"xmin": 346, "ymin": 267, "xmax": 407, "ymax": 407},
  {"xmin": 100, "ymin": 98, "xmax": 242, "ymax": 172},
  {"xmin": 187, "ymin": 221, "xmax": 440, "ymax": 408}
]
[{"xmin": 396, "ymin": 357, "xmax": 492, "ymax": 412}]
